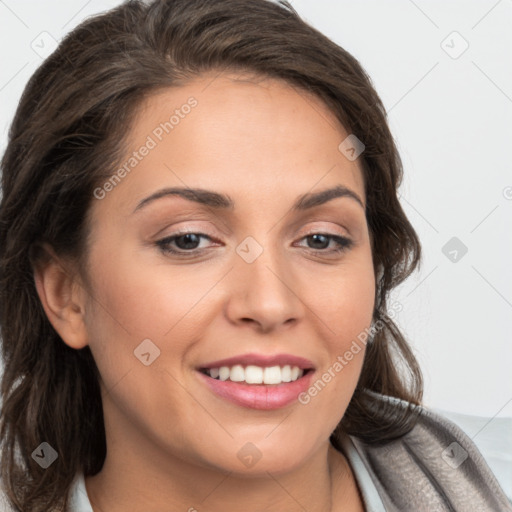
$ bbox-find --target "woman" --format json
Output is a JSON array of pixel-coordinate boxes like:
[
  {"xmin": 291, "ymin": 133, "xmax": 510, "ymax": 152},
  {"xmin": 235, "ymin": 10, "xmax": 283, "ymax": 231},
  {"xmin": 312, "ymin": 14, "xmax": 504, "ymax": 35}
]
[{"xmin": 0, "ymin": 0, "xmax": 509, "ymax": 511}]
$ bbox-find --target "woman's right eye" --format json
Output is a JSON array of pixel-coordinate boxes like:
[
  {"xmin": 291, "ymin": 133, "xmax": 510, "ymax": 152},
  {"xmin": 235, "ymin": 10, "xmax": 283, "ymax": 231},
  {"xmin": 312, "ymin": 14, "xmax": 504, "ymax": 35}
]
[{"xmin": 155, "ymin": 232, "xmax": 216, "ymax": 256}]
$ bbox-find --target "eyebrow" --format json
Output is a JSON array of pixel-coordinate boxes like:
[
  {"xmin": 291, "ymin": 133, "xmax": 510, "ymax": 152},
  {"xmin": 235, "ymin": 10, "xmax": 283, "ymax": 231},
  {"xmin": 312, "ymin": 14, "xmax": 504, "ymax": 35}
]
[{"xmin": 132, "ymin": 184, "xmax": 364, "ymax": 214}]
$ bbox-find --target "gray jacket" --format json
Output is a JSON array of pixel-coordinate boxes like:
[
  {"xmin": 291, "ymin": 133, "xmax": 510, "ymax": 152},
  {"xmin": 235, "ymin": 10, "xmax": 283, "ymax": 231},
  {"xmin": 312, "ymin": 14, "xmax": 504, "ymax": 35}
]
[{"xmin": 334, "ymin": 393, "xmax": 512, "ymax": 511}]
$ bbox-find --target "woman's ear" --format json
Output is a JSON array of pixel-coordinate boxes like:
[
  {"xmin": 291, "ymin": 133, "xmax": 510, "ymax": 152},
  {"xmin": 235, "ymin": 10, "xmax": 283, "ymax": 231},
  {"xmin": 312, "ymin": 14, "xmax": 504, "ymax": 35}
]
[{"xmin": 32, "ymin": 243, "xmax": 89, "ymax": 350}]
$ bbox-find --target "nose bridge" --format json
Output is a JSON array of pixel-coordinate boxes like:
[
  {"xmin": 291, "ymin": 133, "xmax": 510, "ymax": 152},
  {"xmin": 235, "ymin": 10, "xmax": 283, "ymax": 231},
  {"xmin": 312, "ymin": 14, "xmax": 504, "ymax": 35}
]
[{"xmin": 228, "ymin": 232, "xmax": 302, "ymax": 330}]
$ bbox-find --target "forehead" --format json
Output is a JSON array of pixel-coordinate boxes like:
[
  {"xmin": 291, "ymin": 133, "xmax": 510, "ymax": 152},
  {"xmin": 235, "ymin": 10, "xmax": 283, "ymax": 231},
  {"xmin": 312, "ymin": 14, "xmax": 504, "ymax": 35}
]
[{"xmin": 95, "ymin": 72, "xmax": 365, "ymax": 215}]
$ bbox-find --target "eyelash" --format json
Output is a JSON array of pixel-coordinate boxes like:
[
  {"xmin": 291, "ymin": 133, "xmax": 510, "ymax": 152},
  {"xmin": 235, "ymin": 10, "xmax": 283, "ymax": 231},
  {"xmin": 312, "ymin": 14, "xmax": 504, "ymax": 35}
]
[{"xmin": 155, "ymin": 230, "xmax": 353, "ymax": 257}]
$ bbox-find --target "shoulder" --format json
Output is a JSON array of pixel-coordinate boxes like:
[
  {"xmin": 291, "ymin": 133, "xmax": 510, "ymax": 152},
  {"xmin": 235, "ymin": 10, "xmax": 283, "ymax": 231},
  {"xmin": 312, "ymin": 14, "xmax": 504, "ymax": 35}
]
[{"xmin": 344, "ymin": 392, "xmax": 512, "ymax": 511}]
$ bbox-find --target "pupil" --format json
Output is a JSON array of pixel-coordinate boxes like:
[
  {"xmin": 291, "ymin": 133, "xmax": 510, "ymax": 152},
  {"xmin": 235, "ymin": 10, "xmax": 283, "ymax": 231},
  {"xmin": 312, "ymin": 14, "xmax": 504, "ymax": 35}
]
[
  {"xmin": 309, "ymin": 234, "xmax": 328, "ymax": 249},
  {"xmin": 177, "ymin": 233, "xmax": 199, "ymax": 249}
]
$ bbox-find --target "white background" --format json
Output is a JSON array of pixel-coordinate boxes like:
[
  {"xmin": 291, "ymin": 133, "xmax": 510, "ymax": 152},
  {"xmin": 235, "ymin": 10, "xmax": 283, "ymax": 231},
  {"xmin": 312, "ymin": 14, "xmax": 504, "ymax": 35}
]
[{"xmin": 1, "ymin": 1, "xmax": 511, "ymax": 419}]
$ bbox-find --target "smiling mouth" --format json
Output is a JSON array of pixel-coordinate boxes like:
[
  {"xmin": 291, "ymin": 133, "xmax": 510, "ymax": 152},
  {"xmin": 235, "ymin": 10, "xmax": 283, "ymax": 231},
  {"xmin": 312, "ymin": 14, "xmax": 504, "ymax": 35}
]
[{"xmin": 198, "ymin": 365, "xmax": 313, "ymax": 385}]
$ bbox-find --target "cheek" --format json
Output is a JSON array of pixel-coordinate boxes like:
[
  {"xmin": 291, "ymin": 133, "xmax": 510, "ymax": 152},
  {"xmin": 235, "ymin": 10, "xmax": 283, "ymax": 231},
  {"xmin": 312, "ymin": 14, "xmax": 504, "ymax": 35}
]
[
  {"xmin": 297, "ymin": 252, "xmax": 375, "ymax": 419},
  {"xmin": 85, "ymin": 245, "xmax": 208, "ymax": 338},
  {"xmin": 82, "ymin": 242, "xmax": 228, "ymax": 391},
  {"xmin": 309, "ymin": 249, "xmax": 375, "ymax": 343},
  {"xmin": 81, "ymin": 248, "xmax": 214, "ymax": 442}
]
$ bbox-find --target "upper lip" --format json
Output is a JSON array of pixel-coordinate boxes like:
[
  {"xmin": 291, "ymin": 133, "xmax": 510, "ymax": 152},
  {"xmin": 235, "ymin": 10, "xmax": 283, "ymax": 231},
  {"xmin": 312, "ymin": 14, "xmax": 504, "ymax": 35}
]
[{"xmin": 198, "ymin": 353, "xmax": 315, "ymax": 370}]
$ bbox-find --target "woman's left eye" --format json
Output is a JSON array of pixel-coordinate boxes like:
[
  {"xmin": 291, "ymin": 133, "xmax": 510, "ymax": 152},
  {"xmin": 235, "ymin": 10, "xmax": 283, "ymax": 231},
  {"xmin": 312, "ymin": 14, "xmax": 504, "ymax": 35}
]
[
  {"xmin": 155, "ymin": 231, "xmax": 353, "ymax": 256},
  {"xmin": 295, "ymin": 233, "xmax": 353, "ymax": 254}
]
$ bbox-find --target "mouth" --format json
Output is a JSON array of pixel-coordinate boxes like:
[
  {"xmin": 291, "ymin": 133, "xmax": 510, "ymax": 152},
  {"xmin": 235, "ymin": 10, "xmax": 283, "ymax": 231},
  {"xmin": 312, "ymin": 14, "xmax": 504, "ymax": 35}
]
[
  {"xmin": 198, "ymin": 365, "xmax": 314, "ymax": 385},
  {"xmin": 196, "ymin": 353, "xmax": 316, "ymax": 410}
]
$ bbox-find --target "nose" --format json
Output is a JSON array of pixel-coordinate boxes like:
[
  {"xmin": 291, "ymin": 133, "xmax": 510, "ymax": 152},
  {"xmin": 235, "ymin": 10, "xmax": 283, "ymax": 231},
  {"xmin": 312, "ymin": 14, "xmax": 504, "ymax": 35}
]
[{"xmin": 224, "ymin": 238, "xmax": 304, "ymax": 333}]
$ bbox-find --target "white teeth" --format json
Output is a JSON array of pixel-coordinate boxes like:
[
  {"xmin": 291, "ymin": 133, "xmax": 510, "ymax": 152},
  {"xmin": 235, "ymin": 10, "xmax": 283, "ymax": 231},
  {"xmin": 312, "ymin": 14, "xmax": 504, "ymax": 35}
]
[
  {"xmin": 245, "ymin": 365, "xmax": 263, "ymax": 384},
  {"xmin": 281, "ymin": 365, "xmax": 292, "ymax": 382},
  {"xmin": 229, "ymin": 364, "xmax": 245, "ymax": 382},
  {"xmin": 219, "ymin": 367, "xmax": 230, "ymax": 381},
  {"xmin": 204, "ymin": 365, "xmax": 305, "ymax": 384},
  {"xmin": 263, "ymin": 366, "xmax": 282, "ymax": 384}
]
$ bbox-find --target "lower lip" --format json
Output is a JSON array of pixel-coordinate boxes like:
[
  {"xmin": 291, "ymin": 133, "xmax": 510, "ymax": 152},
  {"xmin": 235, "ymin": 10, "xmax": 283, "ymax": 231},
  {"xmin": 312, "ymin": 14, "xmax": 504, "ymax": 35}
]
[{"xmin": 197, "ymin": 370, "xmax": 314, "ymax": 410}]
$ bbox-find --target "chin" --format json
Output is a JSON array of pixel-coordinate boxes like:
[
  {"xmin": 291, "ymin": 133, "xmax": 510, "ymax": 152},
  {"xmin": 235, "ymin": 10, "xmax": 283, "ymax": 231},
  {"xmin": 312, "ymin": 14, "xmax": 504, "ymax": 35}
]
[{"xmin": 192, "ymin": 435, "xmax": 320, "ymax": 477}]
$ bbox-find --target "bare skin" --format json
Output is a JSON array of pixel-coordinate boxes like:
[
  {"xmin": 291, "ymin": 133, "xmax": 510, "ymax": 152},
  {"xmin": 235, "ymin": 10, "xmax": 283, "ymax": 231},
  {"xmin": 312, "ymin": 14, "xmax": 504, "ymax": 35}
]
[{"xmin": 34, "ymin": 71, "xmax": 373, "ymax": 511}]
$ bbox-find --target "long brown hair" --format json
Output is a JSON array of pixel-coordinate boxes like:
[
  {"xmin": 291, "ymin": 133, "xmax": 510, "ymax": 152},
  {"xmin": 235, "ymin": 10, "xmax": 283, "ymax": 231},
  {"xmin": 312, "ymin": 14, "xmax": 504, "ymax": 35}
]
[{"xmin": 0, "ymin": 0, "xmax": 422, "ymax": 509}]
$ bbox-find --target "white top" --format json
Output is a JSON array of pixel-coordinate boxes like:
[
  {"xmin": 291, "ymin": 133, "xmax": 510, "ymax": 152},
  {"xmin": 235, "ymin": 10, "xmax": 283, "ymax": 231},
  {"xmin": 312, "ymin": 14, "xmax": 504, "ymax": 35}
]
[
  {"xmin": 67, "ymin": 473, "xmax": 94, "ymax": 512},
  {"xmin": 67, "ymin": 434, "xmax": 386, "ymax": 511}
]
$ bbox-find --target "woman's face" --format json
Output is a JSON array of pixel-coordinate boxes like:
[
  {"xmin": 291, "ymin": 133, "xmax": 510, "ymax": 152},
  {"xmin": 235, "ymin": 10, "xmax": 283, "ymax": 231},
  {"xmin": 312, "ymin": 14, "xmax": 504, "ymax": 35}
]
[{"xmin": 79, "ymin": 72, "xmax": 375, "ymax": 476}]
